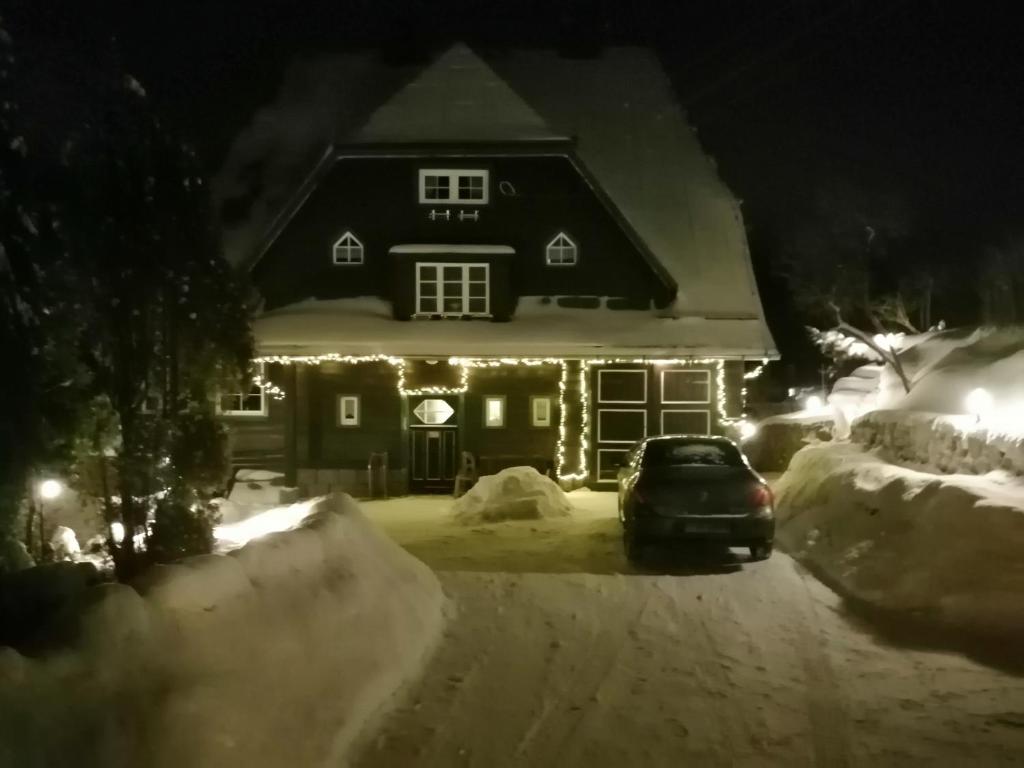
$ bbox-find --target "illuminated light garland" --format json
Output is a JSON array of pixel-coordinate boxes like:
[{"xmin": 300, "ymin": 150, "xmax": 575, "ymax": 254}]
[
  {"xmin": 252, "ymin": 352, "xmax": 749, "ymax": 484},
  {"xmin": 253, "ymin": 372, "xmax": 286, "ymax": 402}
]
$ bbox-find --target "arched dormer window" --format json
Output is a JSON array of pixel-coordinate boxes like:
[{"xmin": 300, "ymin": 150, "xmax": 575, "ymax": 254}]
[
  {"xmin": 545, "ymin": 232, "xmax": 578, "ymax": 266},
  {"xmin": 332, "ymin": 232, "xmax": 364, "ymax": 265}
]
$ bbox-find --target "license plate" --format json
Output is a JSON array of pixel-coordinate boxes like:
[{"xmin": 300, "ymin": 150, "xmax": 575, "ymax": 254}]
[{"xmin": 685, "ymin": 521, "xmax": 729, "ymax": 534}]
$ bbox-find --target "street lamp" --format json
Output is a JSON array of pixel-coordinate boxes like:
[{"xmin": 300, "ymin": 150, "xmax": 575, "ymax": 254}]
[
  {"xmin": 38, "ymin": 479, "xmax": 63, "ymax": 501},
  {"xmin": 965, "ymin": 388, "xmax": 993, "ymax": 424}
]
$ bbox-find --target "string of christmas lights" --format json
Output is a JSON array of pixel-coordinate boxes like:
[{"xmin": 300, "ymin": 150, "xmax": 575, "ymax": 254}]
[{"xmin": 251, "ymin": 353, "xmax": 768, "ymax": 482}]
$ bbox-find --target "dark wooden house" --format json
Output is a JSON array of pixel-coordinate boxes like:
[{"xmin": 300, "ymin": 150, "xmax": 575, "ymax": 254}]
[{"xmin": 215, "ymin": 44, "xmax": 777, "ymax": 495}]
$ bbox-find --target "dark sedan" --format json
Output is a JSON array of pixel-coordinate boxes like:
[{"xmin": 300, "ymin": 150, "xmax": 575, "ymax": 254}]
[{"xmin": 617, "ymin": 435, "xmax": 774, "ymax": 563}]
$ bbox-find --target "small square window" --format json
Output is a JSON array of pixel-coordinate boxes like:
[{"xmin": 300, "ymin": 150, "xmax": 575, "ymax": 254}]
[
  {"xmin": 531, "ymin": 396, "xmax": 552, "ymax": 427},
  {"xmin": 338, "ymin": 395, "xmax": 360, "ymax": 427},
  {"xmin": 484, "ymin": 396, "xmax": 505, "ymax": 428}
]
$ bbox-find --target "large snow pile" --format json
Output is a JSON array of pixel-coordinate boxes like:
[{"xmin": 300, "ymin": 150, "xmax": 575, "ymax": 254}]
[
  {"xmin": 0, "ymin": 493, "xmax": 445, "ymax": 768},
  {"xmin": 825, "ymin": 328, "xmax": 1024, "ymax": 474},
  {"xmin": 745, "ymin": 410, "xmax": 833, "ymax": 472},
  {"xmin": 775, "ymin": 442, "xmax": 1024, "ymax": 638},
  {"xmin": 453, "ymin": 467, "xmax": 573, "ymax": 524}
]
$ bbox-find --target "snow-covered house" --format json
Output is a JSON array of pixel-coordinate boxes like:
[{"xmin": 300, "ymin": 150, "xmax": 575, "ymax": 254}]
[{"xmin": 215, "ymin": 44, "xmax": 776, "ymax": 494}]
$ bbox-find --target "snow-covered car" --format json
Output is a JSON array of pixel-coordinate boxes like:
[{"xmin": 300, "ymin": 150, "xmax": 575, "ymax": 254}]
[{"xmin": 617, "ymin": 435, "xmax": 775, "ymax": 563}]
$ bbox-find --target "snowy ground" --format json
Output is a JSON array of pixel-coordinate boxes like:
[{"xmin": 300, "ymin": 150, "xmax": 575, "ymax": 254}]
[{"xmin": 348, "ymin": 491, "xmax": 1024, "ymax": 767}]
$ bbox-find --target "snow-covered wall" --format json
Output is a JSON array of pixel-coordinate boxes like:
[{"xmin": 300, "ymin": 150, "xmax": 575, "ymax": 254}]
[
  {"xmin": 0, "ymin": 494, "xmax": 445, "ymax": 768},
  {"xmin": 775, "ymin": 443, "xmax": 1024, "ymax": 638},
  {"xmin": 852, "ymin": 410, "xmax": 1024, "ymax": 476}
]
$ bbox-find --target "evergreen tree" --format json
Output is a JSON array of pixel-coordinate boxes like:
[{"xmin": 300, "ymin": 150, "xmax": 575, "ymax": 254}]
[
  {"xmin": 62, "ymin": 70, "xmax": 253, "ymax": 579},
  {"xmin": 0, "ymin": 19, "xmax": 91, "ymax": 571}
]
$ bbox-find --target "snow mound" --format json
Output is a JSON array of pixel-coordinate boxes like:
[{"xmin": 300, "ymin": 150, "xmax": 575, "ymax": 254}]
[
  {"xmin": 453, "ymin": 467, "xmax": 572, "ymax": 524},
  {"xmin": 775, "ymin": 442, "xmax": 1024, "ymax": 638},
  {"xmin": 0, "ymin": 493, "xmax": 445, "ymax": 768}
]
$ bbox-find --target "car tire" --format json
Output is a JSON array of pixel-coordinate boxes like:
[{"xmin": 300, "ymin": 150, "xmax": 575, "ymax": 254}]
[
  {"xmin": 623, "ymin": 527, "xmax": 643, "ymax": 564},
  {"xmin": 749, "ymin": 541, "xmax": 773, "ymax": 561}
]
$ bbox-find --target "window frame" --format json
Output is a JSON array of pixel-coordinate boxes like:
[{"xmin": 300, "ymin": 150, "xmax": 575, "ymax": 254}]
[
  {"xmin": 418, "ymin": 169, "xmax": 490, "ymax": 205},
  {"xmin": 545, "ymin": 232, "xmax": 578, "ymax": 266},
  {"xmin": 483, "ymin": 395, "xmax": 506, "ymax": 428},
  {"xmin": 218, "ymin": 363, "xmax": 269, "ymax": 417},
  {"xmin": 337, "ymin": 395, "xmax": 361, "ymax": 427},
  {"xmin": 660, "ymin": 369, "xmax": 711, "ymax": 404},
  {"xmin": 530, "ymin": 396, "xmax": 553, "ymax": 428},
  {"xmin": 415, "ymin": 262, "xmax": 490, "ymax": 317},
  {"xmin": 332, "ymin": 232, "xmax": 364, "ymax": 265}
]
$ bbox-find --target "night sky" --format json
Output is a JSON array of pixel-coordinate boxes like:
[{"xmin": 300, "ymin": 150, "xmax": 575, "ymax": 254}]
[{"xmin": 8, "ymin": 0, "xmax": 1023, "ymax": 380}]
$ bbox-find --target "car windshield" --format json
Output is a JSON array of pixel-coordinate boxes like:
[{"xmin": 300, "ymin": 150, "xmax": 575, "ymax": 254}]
[{"xmin": 642, "ymin": 440, "xmax": 743, "ymax": 467}]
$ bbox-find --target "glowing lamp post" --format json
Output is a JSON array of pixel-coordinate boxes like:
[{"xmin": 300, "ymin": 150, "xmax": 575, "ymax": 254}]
[
  {"xmin": 38, "ymin": 479, "xmax": 63, "ymax": 501},
  {"xmin": 804, "ymin": 395, "xmax": 824, "ymax": 413},
  {"xmin": 738, "ymin": 420, "xmax": 758, "ymax": 441},
  {"xmin": 965, "ymin": 388, "xmax": 994, "ymax": 424}
]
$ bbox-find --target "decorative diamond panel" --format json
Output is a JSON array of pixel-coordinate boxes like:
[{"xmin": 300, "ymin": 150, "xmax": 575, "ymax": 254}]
[{"xmin": 413, "ymin": 399, "xmax": 455, "ymax": 425}]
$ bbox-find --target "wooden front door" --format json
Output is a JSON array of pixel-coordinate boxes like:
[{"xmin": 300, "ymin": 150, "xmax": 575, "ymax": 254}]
[{"xmin": 408, "ymin": 396, "xmax": 459, "ymax": 493}]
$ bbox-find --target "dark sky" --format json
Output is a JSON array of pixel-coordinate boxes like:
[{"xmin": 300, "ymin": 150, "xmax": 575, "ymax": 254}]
[{"xmin": 8, "ymin": 0, "xmax": 1023, "ymax": 378}]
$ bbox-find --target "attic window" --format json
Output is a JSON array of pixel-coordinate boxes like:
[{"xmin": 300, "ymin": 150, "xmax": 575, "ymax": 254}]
[
  {"xmin": 332, "ymin": 232, "xmax": 364, "ymax": 265},
  {"xmin": 419, "ymin": 169, "xmax": 489, "ymax": 204},
  {"xmin": 546, "ymin": 233, "xmax": 578, "ymax": 266}
]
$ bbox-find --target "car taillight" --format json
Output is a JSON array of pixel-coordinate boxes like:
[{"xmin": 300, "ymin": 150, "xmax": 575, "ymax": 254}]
[{"xmin": 750, "ymin": 484, "xmax": 773, "ymax": 508}]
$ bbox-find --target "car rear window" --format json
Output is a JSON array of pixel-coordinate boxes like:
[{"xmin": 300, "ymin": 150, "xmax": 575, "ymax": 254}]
[{"xmin": 642, "ymin": 440, "xmax": 743, "ymax": 467}]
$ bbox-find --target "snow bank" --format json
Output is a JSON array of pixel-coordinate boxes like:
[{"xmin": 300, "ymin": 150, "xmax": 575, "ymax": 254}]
[
  {"xmin": 775, "ymin": 442, "xmax": 1024, "ymax": 638},
  {"xmin": 0, "ymin": 493, "xmax": 445, "ymax": 768},
  {"xmin": 744, "ymin": 410, "xmax": 833, "ymax": 472},
  {"xmin": 223, "ymin": 469, "xmax": 297, "ymax": 523},
  {"xmin": 452, "ymin": 466, "xmax": 572, "ymax": 524}
]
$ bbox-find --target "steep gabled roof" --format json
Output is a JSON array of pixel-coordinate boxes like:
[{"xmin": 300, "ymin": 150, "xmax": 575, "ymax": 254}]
[
  {"xmin": 353, "ymin": 44, "xmax": 565, "ymax": 144},
  {"xmin": 215, "ymin": 44, "xmax": 778, "ymax": 358}
]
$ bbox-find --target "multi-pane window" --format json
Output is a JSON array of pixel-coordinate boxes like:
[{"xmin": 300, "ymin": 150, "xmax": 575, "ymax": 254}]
[
  {"xmin": 418, "ymin": 169, "xmax": 489, "ymax": 204},
  {"xmin": 332, "ymin": 232, "xmax": 364, "ymax": 265},
  {"xmin": 422, "ymin": 174, "xmax": 451, "ymax": 201},
  {"xmin": 545, "ymin": 232, "xmax": 578, "ymax": 266},
  {"xmin": 219, "ymin": 364, "xmax": 268, "ymax": 416},
  {"xmin": 416, "ymin": 263, "xmax": 489, "ymax": 317}
]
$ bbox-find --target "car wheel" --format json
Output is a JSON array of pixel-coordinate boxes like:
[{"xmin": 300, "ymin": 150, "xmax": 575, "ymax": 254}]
[
  {"xmin": 623, "ymin": 526, "xmax": 643, "ymax": 564},
  {"xmin": 749, "ymin": 541, "xmax": 773, "ymax": 561}
]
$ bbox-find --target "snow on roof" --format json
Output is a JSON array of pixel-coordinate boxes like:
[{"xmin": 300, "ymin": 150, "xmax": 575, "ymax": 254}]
[
  {"xmin": 389, "ymin": 244, "xmax": 516, "ymax": 255},
  {"xmin": 253, "ymin": 297, "xmax": 774, "ymax": 359},
  {"xmin": 216, "ymin": 44, "xmax": 777, "ymax": 358},
  {"xmin": 354, "ymin": 44, "xmax": 565, "ymax": 144}
]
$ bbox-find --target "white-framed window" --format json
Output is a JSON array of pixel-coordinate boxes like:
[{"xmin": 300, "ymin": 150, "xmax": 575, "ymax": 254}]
[
  {"xmin": 597, "ymin": 408, "xmax": 648, "ymax": 444},
  {"xmin": 660, "ymin": 409, "xmax": 711, "ymax": 435},
  {"xmin": 545, "ymin": 232, "xmax": 578, "ymax": 266},
  {"xmin": 484, "ymin": 396, "xmax": 506, "ymax": 428},
  {"xmin": 597, "ymin": 368, "xmax": 648, "ymax": 404},
  {"xmin": 219, "ymin": 363, "xmax": 268, "ymax": 417},
  {"xmin": 338, "ymin": 395, "xmax": 360, "ymax": 427},
  {"xmin": 661, "ymin": 369, "xmax": 711, "ymax": 404},
  {"xmin": 416, "ymin": 262, "xmax": 489, "ymax": 317},
  {"xmin": 418, "ymin": 169, "xmax": 489, "ymax": 204},
  {"xmin": 530, "ymin": 396, "xmax": 552, "ymax": 427},
  {"xmin": 332, "ymin": 232, "xmax": 364, "ymax": 265}
]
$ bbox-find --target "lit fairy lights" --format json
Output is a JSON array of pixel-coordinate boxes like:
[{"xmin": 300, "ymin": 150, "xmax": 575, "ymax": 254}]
[{"xmin": 251, "ymin": 352, "xmax": 754, "ymax": 483}]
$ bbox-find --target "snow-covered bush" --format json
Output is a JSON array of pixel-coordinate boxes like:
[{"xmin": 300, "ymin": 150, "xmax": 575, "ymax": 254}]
[{"xmin": 452, "ymin": 466, "xmax": 573, "ymax": 524}]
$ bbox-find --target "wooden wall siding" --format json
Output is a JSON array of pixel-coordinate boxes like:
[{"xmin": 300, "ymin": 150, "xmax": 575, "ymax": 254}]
[
  {"xmin": 310, "ymin": 361, "xmax": 407, "ymax": 470},
  {"xmin": 222, "ymin": 363, "xmax": 288, "ymax": 471},
  {"xmin": 590, "ymin": 363, "xmax": 726, "ymax": 483},
  {"xmin": 253, "ymin": 155, "xmax": 673, "ymax": 311},
  {"xmin": 461, "ymin": 366, "xmax": 560, "ymax": 476},
  {"xmin": 404, "ymin": 359, "xmax": 464, "ymax": 390}
]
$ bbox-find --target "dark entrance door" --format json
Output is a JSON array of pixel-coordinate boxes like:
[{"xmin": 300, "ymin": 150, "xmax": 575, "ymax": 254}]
[
  {"xmin": 410, "ymin": 428, "xmax": 458, "ymax": 492},
  {"xmin": 408, "ymin": 396, "xmax": 459, "ymax": 493}
]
